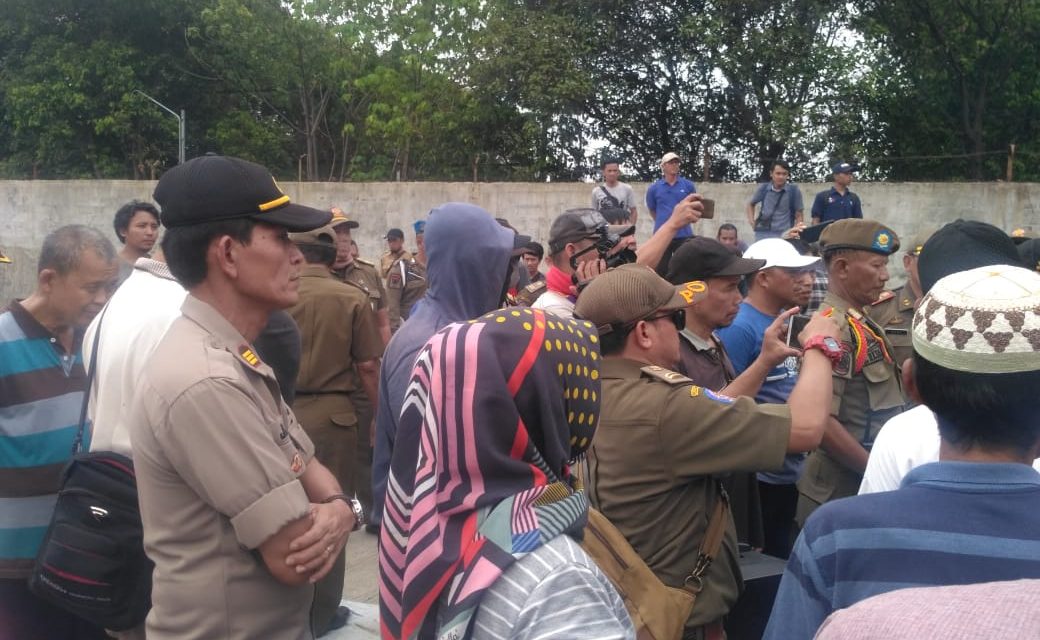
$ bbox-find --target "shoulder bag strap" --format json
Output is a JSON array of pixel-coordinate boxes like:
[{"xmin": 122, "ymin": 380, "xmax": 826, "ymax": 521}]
[
  {"xmin": 70, "ymin": 304, "xmax": 109, "ymax": 455},
  {"xmin": 599, "ymin": 185, "xmax": 622, "ymax": 208},
  {"xmin": 681, "ymin": 482, "xmax": 731, "ymax": 593}
]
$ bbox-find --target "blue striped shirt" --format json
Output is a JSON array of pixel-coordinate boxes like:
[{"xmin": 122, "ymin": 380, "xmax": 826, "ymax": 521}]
[
  {"xmin": 764, "ymin": 461, "xmax": 1040, "ymax": 640},
  {"xmin": 0, "ymin": 302, "xmax": 87, "ymax": 578}
]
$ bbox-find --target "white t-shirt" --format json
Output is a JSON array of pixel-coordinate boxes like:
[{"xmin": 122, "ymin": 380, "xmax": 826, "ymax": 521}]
[
  {"xmin": 84, "ymin": 259, "xmax": 186, "ymax": 455},
  {"xmin": 531, "ymin": 289, "xmax": 575, "ymax": 319},
  {"xmin": 860, "ymin": 404, "xmax": 1040, "ymax": 494}
]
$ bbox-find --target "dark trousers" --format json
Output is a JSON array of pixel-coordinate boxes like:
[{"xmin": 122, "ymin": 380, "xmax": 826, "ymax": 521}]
[
  {"xmin": 0, "ymin": 578, "xmax": 109, "ymax": 640},
  {"xmin": 758, "ymin": 481, "xmax": 799, "ymax": 559}
]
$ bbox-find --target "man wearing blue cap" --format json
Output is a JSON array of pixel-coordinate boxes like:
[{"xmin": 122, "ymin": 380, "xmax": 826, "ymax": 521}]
[{"xmin": 811, "ymin": 162, "xmax": 863, "ymax": 224}]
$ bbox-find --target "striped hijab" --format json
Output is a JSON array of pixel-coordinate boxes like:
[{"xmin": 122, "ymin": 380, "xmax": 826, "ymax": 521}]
[{"xmin": 379, "ymin": 308, "xmax": 602, "ymax": 640}]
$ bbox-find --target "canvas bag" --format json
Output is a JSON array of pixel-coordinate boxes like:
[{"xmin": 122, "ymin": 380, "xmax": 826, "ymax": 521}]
[{"xmin": 581, "ymin": 491, "xmax": 730, "ymax": 640}]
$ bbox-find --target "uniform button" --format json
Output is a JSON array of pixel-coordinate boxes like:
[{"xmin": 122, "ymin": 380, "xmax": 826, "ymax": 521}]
[{"xmin": 50, "ymin": 337, "xmax": 56, "ymax": 343}]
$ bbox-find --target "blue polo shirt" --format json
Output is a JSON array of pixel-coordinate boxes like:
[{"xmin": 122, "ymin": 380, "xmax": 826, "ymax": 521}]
[
  {"xmin": 764, "ymin": 461, "xmax": 1040, "ymax": 640},
  {"xmin": 811, "ymin": 186, "xmax": 862, "ymax": 222},
  {"xmin": 646, "ymin": 176, "xmax": 697, "ymax": 238}
]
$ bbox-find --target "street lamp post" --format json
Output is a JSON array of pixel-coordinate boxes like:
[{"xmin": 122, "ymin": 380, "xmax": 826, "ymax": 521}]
[{"xmin": 133, "ymin": 90, "xmax": 185, "ymax": 164}]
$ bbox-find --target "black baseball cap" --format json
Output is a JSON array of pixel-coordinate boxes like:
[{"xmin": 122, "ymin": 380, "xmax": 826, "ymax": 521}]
[
  {"xmin": 918, "ymin": 219, "xmax": 1023, "ymax": 294},
  {"xmin": 385, "ymin": 228, "xmax": 405, "ymax": 240},
  {"xmin": 154, "ymin": 154, "xmax": 331, "ymax": 231},
  {"xmin": 666, "ymin": 237, "xmax": 765, "ymax": 283}
]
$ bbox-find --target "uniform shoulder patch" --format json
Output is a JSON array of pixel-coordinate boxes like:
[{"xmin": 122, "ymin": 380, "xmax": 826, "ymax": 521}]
[
  {"xmin": 871, "ymin": 290, "xmax": 895, "ymax": 305},
  {"xmin": 516, "ymin": 281, "xmax": 547, "ymax": 306},
  {"xmin": 640, "ymin": 365, "xmax": 692, "ymax": 385},
  {"xmin": 238, "ymin": 344, "xmax": 261, "ymax": 367}
]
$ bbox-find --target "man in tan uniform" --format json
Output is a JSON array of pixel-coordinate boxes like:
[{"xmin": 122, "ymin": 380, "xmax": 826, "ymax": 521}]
[
  {"xmin": 288, "ymin": 223, "xmax": 382, "ymax": 633},
  {"xmin": 386, "ymin": 244, "xmax": 427, "ymax": 333},
  {"xmin": 132, "ymin": 155, "xmax": 360, "ymax": 640},
  {"xmin": 328, "ymin": 208, "xmax": 387, "ymax": 525},
  {"xmin": 797, "ymin": 219, "xmax": 906, "ymax": 526},
  {"xmin": 380, "ymin": 227, "xmax": 411, "ymax": 275},
  {"xmin": 574, "ymin": 264, "xmax": 841, "ymax": 639},
  {"xmin": 866, "ymin": 227, "xmax": 934, "ymax": 369},
  {"xmin": 330, "ymin": 208, "xmax": 390, "ymax": 345}
]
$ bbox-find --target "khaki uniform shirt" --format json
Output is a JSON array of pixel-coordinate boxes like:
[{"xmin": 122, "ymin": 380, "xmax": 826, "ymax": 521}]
[
  {"xmin": 798, "ymin": 291, "xmax": 905, "ymax": 520},
  {"xmin": 865, "ymin": 283, "xmax": 917, "ymax": 369},
  {"xmin": 335, "ymin": 258, "xmax": 386, "ymax": 313},
  {"xmin": 380, "ymin": 248, "xmax": 412, "ymax": 277},
  {"xmin": 386, "ymin": 256, "xmax": 427, "ymax": 333},
  {"xmin": 129, "ymin": 295, "xmax": 317, "ymax": 640},
  {"xmin": 589, "ymin": 358, "xmax": 790, "ymax": 629}
]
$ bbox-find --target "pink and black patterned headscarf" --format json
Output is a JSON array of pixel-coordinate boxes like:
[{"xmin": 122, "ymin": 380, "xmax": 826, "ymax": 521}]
[{"xmin": 379, "ymin": 307, "xmax": 602, "ymax": 640}]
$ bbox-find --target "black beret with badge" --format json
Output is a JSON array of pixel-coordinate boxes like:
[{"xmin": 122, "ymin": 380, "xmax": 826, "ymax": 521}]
[
  {"xmin": 154, "ymin": 154, "xmax": 331, "ymax": 232},
  {"xmin": 819, "ymin": 219, "xmax": 900, "ymax": 256}
]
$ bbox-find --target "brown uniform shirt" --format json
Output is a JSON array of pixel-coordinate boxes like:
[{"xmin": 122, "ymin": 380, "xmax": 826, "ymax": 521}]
[
  {"xmin": 335, "ymin": 258, "xmax": 386, "ymax": 313},
  {"xmin": 290, "ymin": 265, "xmax": 383, "ymax": 397},
  {"xmin": 130, "ymin": 295, "xmax": 316, "ymax": 640},
  {"xmin": 380, "ymin": 248, "xmax": 412, "ymax": 277},
  {"xmin": 589, "ymin": 358, "xmax": 790, "ymax": 628},
  {"xmin": 386, "ymin": 256, "xmax": 427, "ymax": 333},
  {"xmin": 798, "ymin": 291, "xmax": 905, "ymax": 521},
  {"xmin": 865, "ymin": 283, "xmax": 917, "ymax": 370}
]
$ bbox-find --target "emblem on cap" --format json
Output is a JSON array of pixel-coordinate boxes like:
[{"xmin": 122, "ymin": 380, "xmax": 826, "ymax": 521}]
[{"xmin": 874, "ymin": 232, "xmax": 891, "ymax": 251}]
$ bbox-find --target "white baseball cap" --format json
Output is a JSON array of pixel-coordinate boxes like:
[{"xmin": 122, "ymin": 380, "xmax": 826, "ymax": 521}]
[
  {"xmin": 744, "ymin": 238, "xmax": 820, "ymax": 270},
  {"xmin": 659, "ymin": 152, "xmax": 681, "ymax": 166}
]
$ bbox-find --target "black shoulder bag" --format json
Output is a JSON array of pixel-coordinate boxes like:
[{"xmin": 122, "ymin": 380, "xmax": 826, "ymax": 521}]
[
  {"xmin": 29, "ymin": 307, "xmax": 153, "ymax": 631},
  {"xmin": 597, "ymin": 185, "xmax": 629, "ymax": 222}
]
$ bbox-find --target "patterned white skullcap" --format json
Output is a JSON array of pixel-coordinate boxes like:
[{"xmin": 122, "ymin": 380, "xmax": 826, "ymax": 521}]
[{"xmin": 913, "ymin": 265, "xmax": 1040, "ymax": 373}]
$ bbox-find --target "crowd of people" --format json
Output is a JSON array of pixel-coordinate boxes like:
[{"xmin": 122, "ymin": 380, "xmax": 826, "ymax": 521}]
[{"xmin": 2, "ymin": 151, "xmax": 1040, "ymax": 640}]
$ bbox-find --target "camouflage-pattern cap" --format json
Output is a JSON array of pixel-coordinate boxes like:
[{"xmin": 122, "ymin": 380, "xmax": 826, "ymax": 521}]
[
  {"xmin": 819, "ymin": 219, "xmax": 900, "ymax": 256},
  {"xmin": 574, "ymin": 263, "xmax": 706, "ymax": 334}
]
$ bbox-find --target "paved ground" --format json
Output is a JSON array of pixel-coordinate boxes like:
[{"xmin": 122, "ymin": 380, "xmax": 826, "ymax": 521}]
[{"xmin": 324, "ymin": 529, "xmax": 380, "ymax": 639}]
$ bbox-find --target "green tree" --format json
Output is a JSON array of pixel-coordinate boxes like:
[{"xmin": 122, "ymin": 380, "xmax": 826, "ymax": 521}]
[{"xmin": 856, "ymin": 0, "xmax": 1040, "ymax": 180}]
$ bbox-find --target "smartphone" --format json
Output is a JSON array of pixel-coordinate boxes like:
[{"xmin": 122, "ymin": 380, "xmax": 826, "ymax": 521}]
[
  {"xmin": 786, "ymin": 314, "xmax": 811, "ymax": 349},
  {"xmin": 700, "ymin": 198, "xmax": 715, "ymax": 219}
]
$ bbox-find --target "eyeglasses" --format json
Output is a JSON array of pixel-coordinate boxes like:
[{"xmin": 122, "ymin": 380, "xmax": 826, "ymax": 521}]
[
  {"xmin": 644, "ymin": 308, "xmax": 686, "ymax": 331},
  {"xmin": 779, "ymin": 266, "xmax": 816, "ymax": 276}
]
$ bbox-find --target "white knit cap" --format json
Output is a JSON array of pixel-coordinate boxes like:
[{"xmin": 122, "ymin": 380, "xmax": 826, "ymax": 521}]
[{"xmin": 912, "ymin": 265, "xmax": 1040, "ymax": 373}]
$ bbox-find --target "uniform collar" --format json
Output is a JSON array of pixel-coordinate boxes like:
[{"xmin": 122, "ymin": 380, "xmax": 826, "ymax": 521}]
[
  {"xmin": 902, "ymin": 460, "xmax": 1040, "ymax": 491},
  {"xmin": 822, "ymin": 290, "xmax": 857, "ymax": 316},
  {"xmin": 180, "ymin": 294, "xmax": 278, "ymax": 380},
  {"xmin": 601, "ymin": 357, "xmax": 653, "ymax": 379},
  {"xmin": 301, "ymin": 264, "xmax": 333, "ymax": 279}
]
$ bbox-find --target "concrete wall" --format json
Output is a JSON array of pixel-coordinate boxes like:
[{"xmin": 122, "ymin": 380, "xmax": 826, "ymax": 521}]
[{"xmin": 3, "ymin": 180, "xmax": 1040, "ymax": 301}]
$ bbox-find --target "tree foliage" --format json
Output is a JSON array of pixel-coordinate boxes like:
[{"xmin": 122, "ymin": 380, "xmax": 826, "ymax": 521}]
[{"xmin": 0, "ymin": 0, "xmax": 1038, "ymax": 182}]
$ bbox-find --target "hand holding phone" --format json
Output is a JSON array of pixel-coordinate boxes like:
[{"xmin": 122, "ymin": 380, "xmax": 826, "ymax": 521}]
[{"xmin": 786, "ymin": 314, "xmax": 811, "ymax": 349}]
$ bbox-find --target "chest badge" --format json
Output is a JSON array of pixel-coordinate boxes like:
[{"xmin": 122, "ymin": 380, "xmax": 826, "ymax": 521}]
[{"xmin": 290, "ymin": 452, "xmax": 304, "ymax": 474}]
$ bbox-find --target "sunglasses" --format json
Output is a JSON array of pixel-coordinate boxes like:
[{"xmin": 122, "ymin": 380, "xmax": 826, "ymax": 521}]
[{"xmin": 644, "ymin": 308, "xmax": 686, "ymax": 331}]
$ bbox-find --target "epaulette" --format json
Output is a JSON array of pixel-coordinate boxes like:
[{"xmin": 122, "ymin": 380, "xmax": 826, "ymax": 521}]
[
  {"xmin": 343, "ymin": 278, "xmax": 369, "ymax": 294},
  {"xmin": 516, "ymin": 280, "xmax": 547, "ymax": 306},
  {"xmin": 639, "ymin": 365, "xmax": 692, "ymax": 386},
  {"xmin": 870, "ymin": 290, "xmax": 895, "ymax": 306},
  {"xmin": 356, "ymin": 257, "xmax": 375, "ymax": 267}
]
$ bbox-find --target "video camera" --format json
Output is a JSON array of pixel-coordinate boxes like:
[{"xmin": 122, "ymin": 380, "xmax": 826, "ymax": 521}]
[{"xmin": 570, "ymin": 222, "xmax": 637, "ymax": 271}]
